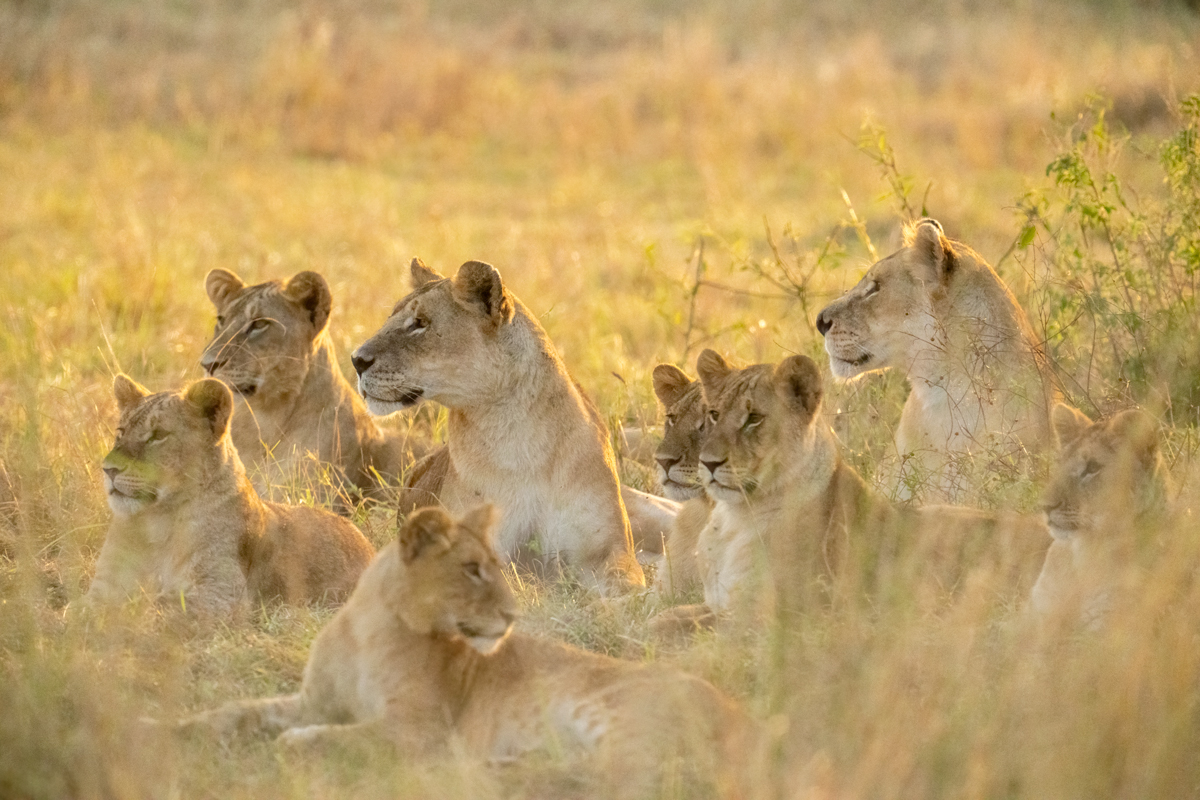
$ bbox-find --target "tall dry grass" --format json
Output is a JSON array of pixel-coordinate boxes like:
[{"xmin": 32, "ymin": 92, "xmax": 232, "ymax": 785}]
[{"xmin": 3, "ymin": 1, "xmax": 1200, "ymax": 797}]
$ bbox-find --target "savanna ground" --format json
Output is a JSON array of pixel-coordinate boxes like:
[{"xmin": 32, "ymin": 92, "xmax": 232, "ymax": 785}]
[{"xmin": 3, "ymin": 1, "xmax": 1200, "ymax": 797}]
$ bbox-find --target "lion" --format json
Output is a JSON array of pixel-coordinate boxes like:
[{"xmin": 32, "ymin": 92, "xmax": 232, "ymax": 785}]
[
  {"xmin": 815, "ymin": 218, "xmax": 1058, "ymax": 502},
  {"xmin": 200, "ymin": 268, "xmax": 424, "ymax": 505},
  {"xmin": 83, "ymin": 375, "xmax": 375, "ymax": 615},
  {"xmin": 651, "ymin": 349, "xmax": 1049, "ymax": 634},
  {"xmin": 169, "ymin": 505, "xmax": 756, "ymax": 798},
  {"xmin": 351, "ymin": 258, "xmax": 646, "ymax": 591},
  {"xmin": 649, "ymin": 364, "xmax": 712, "ymax": 596},
  {"xmin": 1030, "ymin": 403, "xmax": 1172, "ymax": 630}
]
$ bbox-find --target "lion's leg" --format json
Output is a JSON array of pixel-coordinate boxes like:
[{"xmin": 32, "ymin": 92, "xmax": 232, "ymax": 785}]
[{"xmin": 174, "ymin": 694, "xmax": 305, "ymax": 743}]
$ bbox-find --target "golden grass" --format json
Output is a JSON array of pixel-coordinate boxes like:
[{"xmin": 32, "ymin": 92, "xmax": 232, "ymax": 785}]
[{"xmin": 3, "ymin": 1, "xmax": 1200, "ymax": 797}]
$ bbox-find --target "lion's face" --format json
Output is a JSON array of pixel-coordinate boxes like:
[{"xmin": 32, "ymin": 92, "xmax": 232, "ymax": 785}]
[
  {"xmin": 199, "ymin": 270, "xmax": 333, "ymax": 405},
  {"xmin": 1042, "ymin": 404, "xmax": 1164, "ymax": 543},
  {"xmin": 351, "ymin": 259, "xmax": 516, "ymax": 416},
  {"xmin": 652, "ymin": 365, "xmax": 707, "ymax": 502},
  {"xmin": 102, "ymin": 376, "xmax": 234, "ymax": 516},
  {"xmin": 394, "ymin": 505, "xmax": 518, "ymax": 655},
  {"xmin": 815, "ymin": 220, "xmax": 952, "ymax": 380},
  {"xmin": 695, "ymin": 350, "xmax": 824, "ymax": 506}
]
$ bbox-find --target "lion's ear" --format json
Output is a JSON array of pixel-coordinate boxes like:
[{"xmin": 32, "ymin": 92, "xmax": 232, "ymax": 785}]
[
  {"xmin": 774, "ymin": 355, "xmax": 823, "ymax": 418},
  {"xmin": 459, "ymin": 504, "xmax": 498, "ymax": 546},
  {"xmin": 283, "ymin": 271, "xmax": 333, "ymax": 333},
  {"xmin": 652, "ymin": 364, "xmax": 693, "ymax": 408},
  {"xmin": 905, "ymin": 218, "xmax": 956, "ymax": 284},
  {"xmin": 452, "ymin": 261, "xmax": 514, "ymax": 328},
  {"xmin": 185, "ymin": 378, "xmax": 234, "ymax": 440},
  {"xmin": 113, "ymin": 374, "xmax": 150, "ymax": 413},
  {"xmin": 205, "ymin": 269, "xmax": 245, "ymax": 311},
  {"xmin": 410, "ymin": 257, "xmax": 443, "ymax": 289},
  {"xmin": 1108, "ymin": 409, "xmax": 1159, "ymax": 463},
  {"xmin": 696, "ymin": 350, "xmax": 732, "ymax": 400},
  {"xmin": 399, "ymin": 507, "xmax": 456, "ymax": 563},
  {"xmin": 1051, "ymin": 402, "xmax": 1093, "ymax": 450}
]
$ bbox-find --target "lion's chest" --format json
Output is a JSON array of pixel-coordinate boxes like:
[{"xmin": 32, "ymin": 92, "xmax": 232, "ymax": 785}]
[{"xmin": 698, "ymin": 503, "xmax": 767, "ymax": 614}]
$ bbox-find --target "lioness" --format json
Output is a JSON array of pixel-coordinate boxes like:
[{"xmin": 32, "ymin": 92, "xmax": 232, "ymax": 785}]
[
  {"xmin": 171, "ymin": 505, "xmax": 755, "ymax": 797},
  {"xmin": 84, "ymin": 375, "xmax": 375, "ymax": 615},
  {"xmin": 351, "ymin": 258, "xmax": 644, "ymax": 590},
  {"xmin": 815, "ymin": 218, "xmax": 1057, "ymax": 502},
  {"xmin": 1031, "ymin": 404, "xmax": 1172, "ymax": 630},
  {"xmin": 652, "ymin": 350, "xmax": 1049, "ymax": 633},
  {"xmin": 200, "ymin": 268, "xmax": 423, "ymax": 505},
  {"xmin": 649, "ymin": 364, "xmax": 711, "ymax": 596}
]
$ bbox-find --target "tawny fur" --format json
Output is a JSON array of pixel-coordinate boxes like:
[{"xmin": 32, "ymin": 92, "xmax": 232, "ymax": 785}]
[
  {"xmin": 200, "ymin": 268, "xmax": 424, "ymax": 505},
  {"xmin": 353, "ymin": 259, "xmax": 645, "ymax": 591},
  {"xmin": 172, "ymin": 506, "xmax": 755, "ymax": 798},
  {"xmin": 816, "ymin": 219, "xmax": 1058, "ymax": 502},
  {"xmin": 1030, "ymin": 403, "xmax": 1172, "ymax": 630},
  {"xmin": 652, "ymin": 350, "xmax": 1049, "ymax": 635},
  {"xmin": 647, "ymin": 364, "xmax": 712, "ymax": 596},
  {"xmin": 84, "ymin": 375, "xmax": 374, "ymax": 615}
]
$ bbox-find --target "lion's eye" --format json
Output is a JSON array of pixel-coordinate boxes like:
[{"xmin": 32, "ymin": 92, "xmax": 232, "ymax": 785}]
[
  {"xmin": 216, "ymin": 315, "xmax": 225, "ymax": 327},
  {"xmin": 1081, "ymin": 459, "xmax": 1102, "ymax": 479},
  {"xmin": 708, "ymin": 410, "xmax": 720, "ymax": 423},
  {"xmin": 247, "ymin": 319, "xmax": 270, "ymax": 335},
  {"xmin": 146, "ymin": 429, "xmax": 169, "ymax": 445},
  {"xmin": 864, "ymin": 281, "xmax": 880, "ymax": 298},
  {"xmin": 743, "ymin": 412, "xmax": 765, "ymax": 430},
  {"xmin": 406, "ymin": 317, "xmax": 428, "ymax": 334},
  {"xmin": 664, "ymin": 413, "xmax": 677, "ymax": 427},
  {"xmin": 463, "ymin": 562, "xmax": 483, "ymax": 582}
]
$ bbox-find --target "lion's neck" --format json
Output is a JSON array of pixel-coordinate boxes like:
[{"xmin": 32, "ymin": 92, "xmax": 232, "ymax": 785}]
[{"xmin": 445, "ymin": 312, "xmax": 586, "ymax": 466}]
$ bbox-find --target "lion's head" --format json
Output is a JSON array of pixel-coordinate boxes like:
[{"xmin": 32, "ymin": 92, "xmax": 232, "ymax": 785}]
[
  {"xmin": 651, "ymin": 364, "xmax": 707, "ymax": 502},
  {"xmin": 102, "ymin": 375, "xmax": 235, "ymax": 516},
  {"xmin": 199, "ymin": 269, "xmax": 333, "ymax": 405},
  {"xmin": 815, "ymin": 218, "xmax": 958, "ymax": 380},
  {"xmin": 393, "ymin": 505, "xmax": 518, "ymax": 654},
  {"xmin": 351, "ymin": 259, "xmax": 516, "ymax": 417},
  {"xmin": 695, "ymin": 350, "xmax": 824, "ymax": 506},
  {"xmin": 1042, "ymin": 403, "xmax": 1168, "ymax": 543}
]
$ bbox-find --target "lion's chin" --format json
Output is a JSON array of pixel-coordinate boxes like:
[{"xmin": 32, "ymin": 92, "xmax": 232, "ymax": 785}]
[
  {"xmin": 466, "ymin": 632, "xmax": 510, "ymax": 655},
  {"xmin": 363, "ymin": 390, "xmax": 424, "ymax": 417},
  {"xmin": 661, "ymin": 479, "xmax": 704, "ymax": 503},
  {"xmin": 827, "ymin": 351, "xmax": 877, "ymax": 381},
  {"xmin": 703, "ymin": 482, "xmax": 749, "ymax": 505},
  {"xmin": 107, "ymin": 491, "xmax": 153, "ymax": 517}
]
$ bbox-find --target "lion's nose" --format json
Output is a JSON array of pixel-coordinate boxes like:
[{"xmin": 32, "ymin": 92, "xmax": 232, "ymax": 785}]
[
  {"xmin": 351, "ymin": 353, "xmax": 374, "ymax": 377},
  {"xmin": 103, "ymin": 467, "xmax": 120, "ymax": 480},
  {"xmin": 200, "ymin": 353, "xmax": 224, "ymax": 376},
  {"xmin": 1041, "ymin": 500, "xmax": 1063, "ymax": 515},
  {"xmin": 701, "ymin": 458, "xmax": 727, "ymax": 477},
  {"xmin": 656, "ymin": 456, "xmax": 679, "ymax": 474},
  {"xmin": 815, "ymin": 308, "xmax": 833, "ymax": 337}
]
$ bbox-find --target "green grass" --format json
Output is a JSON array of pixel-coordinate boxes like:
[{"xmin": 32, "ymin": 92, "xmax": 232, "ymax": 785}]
[{"xmin": 3, "ymin": 1, "xmax": 1200, "ymax": 797}]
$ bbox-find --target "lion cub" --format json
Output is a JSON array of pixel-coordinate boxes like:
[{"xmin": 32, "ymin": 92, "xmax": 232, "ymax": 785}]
[
  {"xmin": 652, "ymin": 350, "xmax": 1048, "ymax": 633},
  {"xmin": 1031, "ymin": 404, "xmax": 1173, "ymax": 630},
  {"xmin": 200, "ymin": 268, "xmax": 425, "ymax": 505},
  {"xmin": 352, "ymin": 259, "xmax": 645, "ymax": 591},
  {"xmin": 649, "ymin": 364, "xmax": 712, "ymax": 596},
  {"xmin": 171, "ymin": 505, "xmax": 755, "ymax": 797},
  {"xmin": 84, "ymin": 375, "xmax": 375, "ymax": 615}
]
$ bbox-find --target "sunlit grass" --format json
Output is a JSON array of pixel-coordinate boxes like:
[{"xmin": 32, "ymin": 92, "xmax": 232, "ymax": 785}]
[{"xmin": 3, "ymin": 0, "xmax": 1200, "ymax": 797}]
